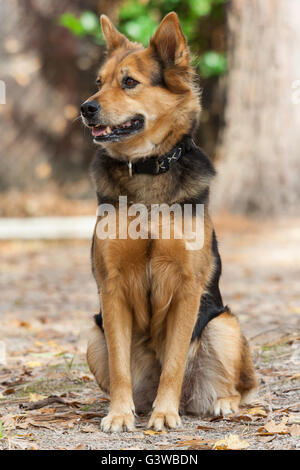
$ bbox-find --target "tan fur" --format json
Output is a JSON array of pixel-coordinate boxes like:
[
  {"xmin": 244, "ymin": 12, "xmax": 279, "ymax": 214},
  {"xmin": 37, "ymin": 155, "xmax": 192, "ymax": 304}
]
[
  {"xmin": 84, "ymin": 13, "xmax": 257, "ymax": 432},
  {"xmin": 182, "ymin": 312, "xmax": 257, "ymax": 416},
  {"xmin": 85, "ymin": 14, "xmax": 200, "ymax": 162}
]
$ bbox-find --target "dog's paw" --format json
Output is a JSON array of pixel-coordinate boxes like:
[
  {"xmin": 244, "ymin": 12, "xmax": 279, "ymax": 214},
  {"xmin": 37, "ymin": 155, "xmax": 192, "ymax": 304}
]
[
  {"xmin": 213, "ymin": 396, "xmax": 240, "ymax": 416},
  {"xmin": 148, "ymin": 410, "xmax": 181, "ymax": 431},
  {"xmin": 101, "ymin": 411, "xmax": 136, "ymax": 433}
]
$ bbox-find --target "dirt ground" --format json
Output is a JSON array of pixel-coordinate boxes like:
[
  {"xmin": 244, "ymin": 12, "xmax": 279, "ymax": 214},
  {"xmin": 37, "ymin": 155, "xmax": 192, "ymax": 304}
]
[{"xmin": 0, "ymin": 215, "xmax": 299, "ymax": 450}]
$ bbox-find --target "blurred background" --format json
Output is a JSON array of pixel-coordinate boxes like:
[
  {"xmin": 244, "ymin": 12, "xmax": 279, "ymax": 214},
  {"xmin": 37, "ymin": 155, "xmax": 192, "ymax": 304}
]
[
  {"xmin": 1, "ymin": 0, "xmax": 299, "ymax": 219},
  {"xmin": 1, "ymin": 2, "xmax": 300, "ymax": 450}
]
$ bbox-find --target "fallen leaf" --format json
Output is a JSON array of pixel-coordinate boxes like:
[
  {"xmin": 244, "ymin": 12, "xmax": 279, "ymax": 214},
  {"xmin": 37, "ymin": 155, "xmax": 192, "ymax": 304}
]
[
  {"xmin": 175, "ymin": 438, "xmax": 202, "ymax": 447},
  {"xmin": 264, "ymin": 418, "xmax": 288, "ymax": 434},
  {"xmin": 189, "ymin": 442, "xmax": 213, "ymax": 450},
  {"xmin": 7, "ymin": 437, "xmax": 37, "ymax": 450},
  {"xmin": 15, "ymin": 422, "xmax": 29, "ymax": 430},
  {"xmin": 256, "ymin": 429, "xmax": 275, "ymax": 437},
  {"xmin": 25, "ymin": 361, "xmax": 42, "ymax": 368},
  {"xmin": 289, "ymin": 307, "xmax": 300, "ymax": 314},
  {"xmin": 11, "ymin": 320, "xmax": 31, "ymax": 329},
  {"xmin": 258, "ymin": 435, "xmax": 276, "ymax": 443},
  {"xmin": 197, "ymin": 424, "xmax": 213, "ymax": 431},
  {"xmin": 144, "ymin": 429, "xmax": 167, "ymax": 435},
  {"xmin": 288, "ymin": 413, "xmax": 300, "ymax": 425},
  {"xmin": 289, "ymin": 424, "xmax": 300, "ymax": 438},
  {"xmin": 224, "ymin": 414, "xmax": 253, "ymax": 423},
  {"xmin": 175, "ymin": 438, "xmax": 212, "ymax": 449},
  {"xmin": 1, "ymin": 414, "xmax": 15, "ymax": 429},
  {"xmin": 79, "ymin": 375, "xmax": 92, "ymax": 382},
  {"xmin": 47, "ymin": 340, "xmax": 60, "ymax": 349},
  {"xmin": 288, "ymin": 373, "xmax": 300, "ymax": 381},
  {"xmin": 29, "ymin": 393, "xmax": 47, "ymax": 402},
  {"xmin": 249, "ymin": 407, "xmax": 268, "ymax": 417},
  {"xmin": 39, "ymin": 408, "xmax": 56, "ymax": 414},
  {"xmin": 213, "ymin": 434, "xmax": 250, "ymax": 450},
  {"xmin": 80, "ymin": 412, "xmax": 104, "ymax": 420},
  {"xmin": 80, "ymin": 424, "xmax": 98, "ymax": 433},
  {"xmin": 26, "ymin": 419, "xmax": 53, "ymax": 430},
  {"xmin": 75, "ymin": 444, "xmax": 85, "ymax": 450}
]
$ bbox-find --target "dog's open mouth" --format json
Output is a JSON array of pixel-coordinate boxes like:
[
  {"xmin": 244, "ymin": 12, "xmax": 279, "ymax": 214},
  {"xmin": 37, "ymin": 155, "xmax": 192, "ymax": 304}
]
[{"xmin": 91, "ymin": 115, "xmax": 144, "ymax": 142}]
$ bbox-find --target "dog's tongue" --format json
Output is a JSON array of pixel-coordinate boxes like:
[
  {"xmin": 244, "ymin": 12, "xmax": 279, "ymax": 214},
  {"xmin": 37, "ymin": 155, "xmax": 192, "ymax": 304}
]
[{"xmin": 92, "ymin": 126, "xmax": 106, "ymax": 137}]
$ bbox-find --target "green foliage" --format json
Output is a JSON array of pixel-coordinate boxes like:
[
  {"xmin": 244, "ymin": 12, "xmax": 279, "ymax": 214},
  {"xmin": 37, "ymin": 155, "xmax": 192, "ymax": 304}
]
[
  {"xmin": 59, "ymin": 11, "xmax": 102, "ymax": 42},
  {"xmin": 196, "ymin": 51, "xmax": 227, "ymax": 78},
  {"xmin": 59, "ymin": 0, "xmax": 227, "ymax": 77}
]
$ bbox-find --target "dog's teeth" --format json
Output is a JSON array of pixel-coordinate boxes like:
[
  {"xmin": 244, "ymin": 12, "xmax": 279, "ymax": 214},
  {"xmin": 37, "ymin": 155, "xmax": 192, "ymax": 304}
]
[{"xmin": 106, "ymin": 126, "xmax": 112, "ymax": 133}]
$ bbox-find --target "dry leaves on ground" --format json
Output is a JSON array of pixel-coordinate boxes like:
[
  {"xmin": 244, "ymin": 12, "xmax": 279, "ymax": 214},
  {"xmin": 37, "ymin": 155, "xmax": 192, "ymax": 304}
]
[{"xmin": 213, "ymin": 434, "xmax": 250, "ymax": 450}]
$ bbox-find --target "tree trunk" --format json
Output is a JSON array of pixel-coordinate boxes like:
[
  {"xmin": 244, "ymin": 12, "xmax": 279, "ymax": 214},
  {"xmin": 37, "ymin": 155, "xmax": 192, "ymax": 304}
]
[{"xmin": 212, "ymin": 0, "xmax": 300, "ymax": 215}]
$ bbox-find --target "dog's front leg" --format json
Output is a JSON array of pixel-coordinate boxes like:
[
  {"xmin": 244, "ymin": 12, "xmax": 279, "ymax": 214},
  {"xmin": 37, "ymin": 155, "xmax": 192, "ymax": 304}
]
[
  {"xmin": 148, "ymin": 291, "xmax": 200, "ymax": 431},
  {"xmin": 100, "ymin": 286, "xmax": 136, "ymax": 432}
]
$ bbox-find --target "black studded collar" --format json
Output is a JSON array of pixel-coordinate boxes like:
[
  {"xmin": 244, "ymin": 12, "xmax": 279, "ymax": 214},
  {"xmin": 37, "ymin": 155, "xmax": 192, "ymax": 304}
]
[{"xmin": 114, "ymin": 136, "xmax": 193, "ymax": 176}]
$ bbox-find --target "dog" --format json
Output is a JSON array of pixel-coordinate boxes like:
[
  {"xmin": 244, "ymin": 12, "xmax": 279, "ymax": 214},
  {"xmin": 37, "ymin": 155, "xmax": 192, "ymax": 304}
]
[{"xmin": 81, "ymin": 12, "xmax": 257, "ymax": 432}]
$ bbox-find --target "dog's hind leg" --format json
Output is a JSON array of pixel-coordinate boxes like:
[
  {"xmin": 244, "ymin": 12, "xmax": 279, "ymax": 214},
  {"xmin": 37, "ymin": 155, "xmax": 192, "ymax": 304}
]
[
  {"xmin": 87, "ymin": 324, "xmax": 161, "ymax": 415},
  {"xmin": 181, "ymin": 310, "xmax": 257, "ymax": 417},
  {"xmin": 86, "ymin": 320, "xmax": 110, "ymax": 394},
  {"xmin": 131, "ymin": 337, "xmax": 161, "ymax": 414}
]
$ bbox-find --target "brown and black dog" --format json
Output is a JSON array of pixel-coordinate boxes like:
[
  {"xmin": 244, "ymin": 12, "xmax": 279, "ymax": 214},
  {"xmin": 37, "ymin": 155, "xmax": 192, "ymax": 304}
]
[{"xmin": 81, "ymin": 12, "xmax": 257, "ymax": 432}]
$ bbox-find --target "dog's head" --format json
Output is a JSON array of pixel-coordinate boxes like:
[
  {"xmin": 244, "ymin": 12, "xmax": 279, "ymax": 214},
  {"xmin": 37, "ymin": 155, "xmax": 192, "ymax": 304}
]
[{"xmin": 81, "ymin": 12, "xmax": 200, "ymax": 159}]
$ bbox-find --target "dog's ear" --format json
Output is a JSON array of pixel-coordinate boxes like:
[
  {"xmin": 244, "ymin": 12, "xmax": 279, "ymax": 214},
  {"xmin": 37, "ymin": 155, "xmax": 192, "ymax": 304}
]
[
  {"xmin": 100, "ymin": 15, "xmax": 129, "ymax": 52},
  {"xmin": 149, "ymin": 12, "xmax": 190, "ymax": 67}
]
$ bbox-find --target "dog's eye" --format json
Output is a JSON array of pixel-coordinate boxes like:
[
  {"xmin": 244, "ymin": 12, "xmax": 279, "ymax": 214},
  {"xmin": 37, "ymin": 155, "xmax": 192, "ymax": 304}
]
[
  {"xmin": 122, "ymin": 77, "xmax": 139, "ymax": 89},
  {"xmin": 96, "ymin": 78, "xmax": 102, "ymax": 89}
]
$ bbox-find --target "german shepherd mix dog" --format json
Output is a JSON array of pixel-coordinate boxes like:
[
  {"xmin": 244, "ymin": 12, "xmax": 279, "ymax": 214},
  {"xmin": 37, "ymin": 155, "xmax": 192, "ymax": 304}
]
[{"xmin": 81, "ymin": 12, "xmax": 257, "ymax": 432}]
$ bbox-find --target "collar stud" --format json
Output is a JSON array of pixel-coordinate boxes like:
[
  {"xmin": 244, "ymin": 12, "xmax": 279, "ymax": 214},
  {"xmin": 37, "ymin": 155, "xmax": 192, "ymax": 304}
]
[{"xmin": 128, "ymin": 161, "xmax": 133, "ymax": 177}]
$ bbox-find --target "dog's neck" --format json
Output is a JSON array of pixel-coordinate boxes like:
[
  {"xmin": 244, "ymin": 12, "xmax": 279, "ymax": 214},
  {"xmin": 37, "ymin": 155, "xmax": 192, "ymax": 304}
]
[
  {"xmin": 102, "ymin": 135, "xmax": 194, "ymax": 177},
  {"xmin": 91, "ymin": 134, "xmax": 216, "ymax": 208}
]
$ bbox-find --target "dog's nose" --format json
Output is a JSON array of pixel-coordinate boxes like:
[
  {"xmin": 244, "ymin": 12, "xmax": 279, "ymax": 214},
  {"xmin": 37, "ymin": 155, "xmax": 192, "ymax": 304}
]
[{"xmin": 81, "ymin": 100, "xmax": 100, "ymax": 118}]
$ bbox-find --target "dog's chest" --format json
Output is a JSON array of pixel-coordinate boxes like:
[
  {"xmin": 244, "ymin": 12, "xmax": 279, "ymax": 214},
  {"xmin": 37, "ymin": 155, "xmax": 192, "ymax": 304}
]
[{"xmin": 98, "ymin": 234, "xmax": 193, "ymax": 331}]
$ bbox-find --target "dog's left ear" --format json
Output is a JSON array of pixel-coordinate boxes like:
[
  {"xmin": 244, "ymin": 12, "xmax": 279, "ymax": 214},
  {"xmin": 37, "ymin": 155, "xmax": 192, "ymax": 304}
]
[
  {"xmin": 100, "ymin": 15, "xmax": 129, "ymax": 52},
  {"xmin": 149, "ymin": 12, "xmax": 190, "ymax": 67}
]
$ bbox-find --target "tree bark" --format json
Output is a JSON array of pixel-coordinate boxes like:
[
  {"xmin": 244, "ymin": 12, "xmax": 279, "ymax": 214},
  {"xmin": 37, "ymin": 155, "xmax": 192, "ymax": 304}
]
[{"xmin": 212, "ymin": 0, "xmax": 300, "ymax": 215}]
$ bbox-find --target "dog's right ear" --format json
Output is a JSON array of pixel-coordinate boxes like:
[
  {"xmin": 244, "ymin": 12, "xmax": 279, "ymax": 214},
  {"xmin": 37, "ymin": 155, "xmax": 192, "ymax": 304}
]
[{"xmin": 100, "ymin": 15, "xmax": 129, "ymax": 52}]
